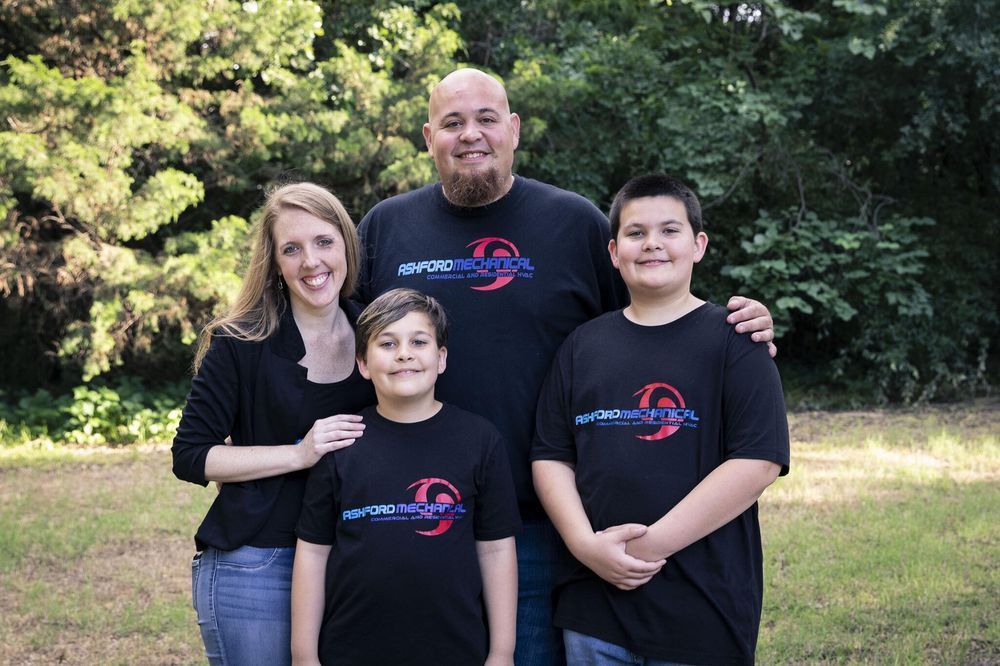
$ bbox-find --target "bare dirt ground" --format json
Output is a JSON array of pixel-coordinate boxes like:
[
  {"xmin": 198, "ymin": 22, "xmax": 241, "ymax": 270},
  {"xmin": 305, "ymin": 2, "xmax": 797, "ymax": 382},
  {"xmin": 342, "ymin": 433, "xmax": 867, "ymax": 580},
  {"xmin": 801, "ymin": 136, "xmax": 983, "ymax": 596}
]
[
  {"xmin": 0, "ymin": 450, "xmax": 207, "ymax": 665},
  {"xmin": 787, "ymin": 397, "xmax": 998, "ymax": 445}
]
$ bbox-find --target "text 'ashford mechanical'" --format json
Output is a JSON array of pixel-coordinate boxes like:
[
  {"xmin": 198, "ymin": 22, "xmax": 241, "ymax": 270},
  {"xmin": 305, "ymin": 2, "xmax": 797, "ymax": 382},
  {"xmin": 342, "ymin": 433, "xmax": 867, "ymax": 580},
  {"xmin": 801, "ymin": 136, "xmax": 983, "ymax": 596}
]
[
  {"xmin": 396, "ymin": 237, "xmax": 535, "ymax": 291},
  {"xmin": 341, "ymin": 477, "xmax": 466, "ymax": 536},
  {"xmin": 574, "ymin": 382, "xmax": 700, "ymax": 440}
]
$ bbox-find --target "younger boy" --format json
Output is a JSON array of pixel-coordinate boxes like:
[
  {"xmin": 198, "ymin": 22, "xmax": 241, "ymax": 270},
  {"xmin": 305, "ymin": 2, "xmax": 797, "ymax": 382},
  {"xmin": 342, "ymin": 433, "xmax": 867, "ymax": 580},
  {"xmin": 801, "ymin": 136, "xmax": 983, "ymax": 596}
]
[
  {"xmin": 531, "ymin": 174, "xmax": 789, "ymax": 665},
  {"xmin": 292, "ymin": 288, "xmax": 521, "ymax": 665}
]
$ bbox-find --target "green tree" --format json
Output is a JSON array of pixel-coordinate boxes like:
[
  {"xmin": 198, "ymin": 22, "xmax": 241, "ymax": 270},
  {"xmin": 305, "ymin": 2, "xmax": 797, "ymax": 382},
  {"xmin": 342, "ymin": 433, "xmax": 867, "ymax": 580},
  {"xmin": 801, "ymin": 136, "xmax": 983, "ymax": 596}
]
[
  {"xmin": 1, "ymin": 0, "xmax": 995, "ymax": 404},
  {"xmin": 0, "ymin": 0, "xmax": 464, "ymax": 388},
  {"xmin": 475, "ymin": 0, "xmax": 997, "ymax": 402}
]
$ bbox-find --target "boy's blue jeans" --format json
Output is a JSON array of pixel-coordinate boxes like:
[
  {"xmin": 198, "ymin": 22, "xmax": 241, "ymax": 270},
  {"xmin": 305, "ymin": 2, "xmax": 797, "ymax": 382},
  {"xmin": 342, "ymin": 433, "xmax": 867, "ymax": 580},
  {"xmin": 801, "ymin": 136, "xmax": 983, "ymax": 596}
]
[
  {"xmin": 191, "ymin": 545, "xmax": 294, "ymax": 666},
  {"xmin": 515, "ymin": 518, "xmax": 565, "ymax": 665},
  {"xmin": 564, "ymin": 629, "xmax": 693, "ymax": 666}
]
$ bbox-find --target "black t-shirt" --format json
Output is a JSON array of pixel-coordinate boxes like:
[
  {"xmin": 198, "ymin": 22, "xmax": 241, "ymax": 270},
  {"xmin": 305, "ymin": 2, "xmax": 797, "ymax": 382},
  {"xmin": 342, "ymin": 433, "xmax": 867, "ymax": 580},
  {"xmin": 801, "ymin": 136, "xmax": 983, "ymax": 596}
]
[
  {"xmin": 250, "ymin": 372, "xmax": 374, "ymax": 547},
  {"xmin": 357, "ymin": 176, "xmax": 625, "ymax": 510},
  {"xmin": 531, "ymin": 304, "xmax": 790, "ymax": 666},
  {"xmin": 297, "ymin": 404, "xmax": 522, "ymax": 666}
]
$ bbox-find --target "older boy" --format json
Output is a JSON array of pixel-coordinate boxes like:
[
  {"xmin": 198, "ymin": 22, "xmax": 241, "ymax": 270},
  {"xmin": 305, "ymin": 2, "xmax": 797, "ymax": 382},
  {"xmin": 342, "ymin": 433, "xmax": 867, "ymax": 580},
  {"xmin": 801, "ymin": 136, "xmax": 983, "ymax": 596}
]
[
  {"xmin": 531, "ymin": 175, "xmax": 789, "ymax": 665},
  {"xmin": 292, "ymin": 288, "xmax": 520, "ymax": 665}
]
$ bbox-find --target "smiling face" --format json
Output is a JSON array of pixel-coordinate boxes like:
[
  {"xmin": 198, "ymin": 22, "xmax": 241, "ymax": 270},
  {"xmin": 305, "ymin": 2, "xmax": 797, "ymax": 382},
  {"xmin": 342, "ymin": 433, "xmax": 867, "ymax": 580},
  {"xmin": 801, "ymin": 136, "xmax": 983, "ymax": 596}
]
[
  {"xmin": 358, "ymin": 311, "xmax": 447, "ymax": 406},
  {"xmin": 272, "ymin": 206, "xmax": 348, "ymax": 317},
  {"xmin": 423, "ymin": 69, "xmax": 521, "ymax": 207},
  {"xmin": 609, "ymin": 195, "xmax": 708, "ymax": 300}
]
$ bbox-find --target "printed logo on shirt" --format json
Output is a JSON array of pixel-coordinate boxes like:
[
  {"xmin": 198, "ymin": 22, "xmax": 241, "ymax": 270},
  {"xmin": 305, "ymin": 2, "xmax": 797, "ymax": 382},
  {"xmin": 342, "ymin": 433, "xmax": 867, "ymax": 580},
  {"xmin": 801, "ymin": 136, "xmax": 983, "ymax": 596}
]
[
  {"xmin": 574, "ymin": 382, "xmax": 700, "ymax": 441},
  {"xmin": 341, "ymin": 477, "xmax": 466, "ymax": 536},
  {"xmin": 395, "ymin": 237, "xmax": 535, "ymax": 291}
]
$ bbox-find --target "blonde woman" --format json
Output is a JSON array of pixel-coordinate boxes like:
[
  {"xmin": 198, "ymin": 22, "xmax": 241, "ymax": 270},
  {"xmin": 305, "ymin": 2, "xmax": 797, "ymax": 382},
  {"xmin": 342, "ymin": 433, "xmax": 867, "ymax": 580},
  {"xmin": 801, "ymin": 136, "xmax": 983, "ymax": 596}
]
[{"xmin": 172, "ymin": 182, "xmax": 375, "ymax": 665}]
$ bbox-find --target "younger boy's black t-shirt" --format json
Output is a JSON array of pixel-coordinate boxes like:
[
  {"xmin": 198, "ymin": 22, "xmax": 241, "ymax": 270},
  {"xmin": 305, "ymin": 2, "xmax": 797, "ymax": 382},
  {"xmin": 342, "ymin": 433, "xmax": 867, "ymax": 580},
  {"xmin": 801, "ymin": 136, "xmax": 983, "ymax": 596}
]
[
  {"xmin": 532, "ymin": 304, "xmax": 790, "ymax": 666},
  {"xmin": 297, "ymin": 403, "xmax": 521, "ymax": 666}
]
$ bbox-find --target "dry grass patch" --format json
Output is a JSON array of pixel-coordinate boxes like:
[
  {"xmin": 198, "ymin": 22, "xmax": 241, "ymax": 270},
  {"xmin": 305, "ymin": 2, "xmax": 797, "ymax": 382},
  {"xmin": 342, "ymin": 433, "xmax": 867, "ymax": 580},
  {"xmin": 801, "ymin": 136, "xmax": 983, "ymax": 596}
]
[
  {"xmin": 0, "ymin": 402, "xmax": 997, "ymax": 664},
  {"xmin": 0, "ymin": 448, "xmax": 211, "ymax": 665}
]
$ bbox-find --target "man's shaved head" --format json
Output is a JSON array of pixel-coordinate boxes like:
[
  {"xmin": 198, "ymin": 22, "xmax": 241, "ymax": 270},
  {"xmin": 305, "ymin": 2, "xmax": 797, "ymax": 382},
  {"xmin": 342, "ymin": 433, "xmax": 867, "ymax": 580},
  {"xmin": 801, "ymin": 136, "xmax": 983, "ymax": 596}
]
[{"xmin": 423, "ymin": 68, "xmax": 520, "ymax": 207}]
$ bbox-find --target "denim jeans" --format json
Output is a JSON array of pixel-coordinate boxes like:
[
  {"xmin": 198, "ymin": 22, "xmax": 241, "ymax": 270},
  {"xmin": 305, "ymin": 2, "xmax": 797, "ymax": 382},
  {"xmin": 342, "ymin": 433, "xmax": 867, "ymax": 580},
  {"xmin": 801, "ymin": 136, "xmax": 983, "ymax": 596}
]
[
  {"xmin": 191, "ymin": 545, "xmax": 294, "ymax": 666},
  {"xmin": 515, "ymin": 519, "xmax": 565, "ymax": 666},
  {"xmin": 563, "ymin": 629, "xmax": 692, "ymax": 666}
]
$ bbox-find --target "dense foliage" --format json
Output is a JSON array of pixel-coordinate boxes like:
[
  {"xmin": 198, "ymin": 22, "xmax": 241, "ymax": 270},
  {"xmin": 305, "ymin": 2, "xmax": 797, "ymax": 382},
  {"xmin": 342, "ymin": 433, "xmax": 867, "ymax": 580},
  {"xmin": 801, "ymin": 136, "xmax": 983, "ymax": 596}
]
[
  {"xmin": 0, "ymin": 379, "xmax": 185, "ymax": 446},
  {"xmin": 1, "ymin": 0, "xmax": 996, "ymax": 409}
]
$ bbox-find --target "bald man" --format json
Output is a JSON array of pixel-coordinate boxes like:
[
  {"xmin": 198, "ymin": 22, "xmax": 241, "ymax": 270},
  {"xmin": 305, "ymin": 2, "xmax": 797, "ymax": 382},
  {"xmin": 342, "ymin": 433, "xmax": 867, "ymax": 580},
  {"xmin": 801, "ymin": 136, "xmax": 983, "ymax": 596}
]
[{"xmin": 356, "ymin": 68, "xmax": 775, "ymax": 665}]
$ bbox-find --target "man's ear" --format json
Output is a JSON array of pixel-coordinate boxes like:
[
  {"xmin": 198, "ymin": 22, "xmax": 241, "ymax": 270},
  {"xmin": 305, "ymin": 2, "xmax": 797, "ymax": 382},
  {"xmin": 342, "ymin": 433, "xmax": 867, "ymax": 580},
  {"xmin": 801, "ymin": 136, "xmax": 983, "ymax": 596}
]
[{"xmin": 422, "ymin": 123, "xmax": 433, "ymax": 153}]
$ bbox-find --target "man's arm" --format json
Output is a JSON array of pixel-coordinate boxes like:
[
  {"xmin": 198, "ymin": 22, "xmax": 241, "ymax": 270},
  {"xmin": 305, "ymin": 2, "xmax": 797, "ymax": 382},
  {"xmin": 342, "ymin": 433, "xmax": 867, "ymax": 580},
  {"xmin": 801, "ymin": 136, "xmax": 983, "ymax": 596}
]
[
  {"xmin": 290, "ymin": 539, "xmax": 332, "ymax": 666},
  {"xmin": 625, "ymin": 458, "xmax": 781, "ymax": 562},
  {"xmin": 726, "ymin": 296, "xmax": 777, "ymax": 357},
  {"xmin": 477, "ymin": 537, "xmax": 517, "ymax": 666},
  {"xmin": 532, "ymin": 459, "xmax": 664, "ymax": 590}
]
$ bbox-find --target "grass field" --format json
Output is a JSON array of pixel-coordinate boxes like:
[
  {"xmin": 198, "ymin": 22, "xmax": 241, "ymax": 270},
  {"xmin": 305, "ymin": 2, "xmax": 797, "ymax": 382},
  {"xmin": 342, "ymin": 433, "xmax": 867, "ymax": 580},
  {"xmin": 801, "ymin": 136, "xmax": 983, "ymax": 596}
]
[{"xmin": 1, "ymin": 401, "xmax": 997, "ymax": 664}]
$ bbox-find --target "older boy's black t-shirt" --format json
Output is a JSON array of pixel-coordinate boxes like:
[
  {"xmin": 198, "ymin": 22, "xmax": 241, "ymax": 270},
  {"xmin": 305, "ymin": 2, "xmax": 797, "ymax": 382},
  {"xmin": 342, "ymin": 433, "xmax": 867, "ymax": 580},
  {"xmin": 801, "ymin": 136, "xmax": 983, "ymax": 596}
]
[
  {"xmin": 297, "ymin": 403, "xmax": 521, "ymax": 666},
  {"xmin": 531, "ymin": 304, "xmax": 790, "ymax": 666}
]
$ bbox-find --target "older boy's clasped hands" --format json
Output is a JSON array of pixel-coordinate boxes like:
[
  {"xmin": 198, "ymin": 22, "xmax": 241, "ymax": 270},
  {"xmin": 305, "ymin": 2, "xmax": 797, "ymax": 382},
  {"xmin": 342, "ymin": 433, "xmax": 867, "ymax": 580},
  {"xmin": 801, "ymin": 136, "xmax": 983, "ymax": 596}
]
[{"xmin": 585, "ymin": 524, "xmax": 666, "ymax": 590}]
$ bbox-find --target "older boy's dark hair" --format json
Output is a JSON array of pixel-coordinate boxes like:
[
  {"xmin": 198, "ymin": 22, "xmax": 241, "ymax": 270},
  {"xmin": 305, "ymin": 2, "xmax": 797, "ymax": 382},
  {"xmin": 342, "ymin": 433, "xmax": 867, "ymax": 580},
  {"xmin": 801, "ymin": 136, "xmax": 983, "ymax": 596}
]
[
  {"xmin": 609, "ymin": 174, "xmax": 704, "ymax": 238},
  {"xmin": 355, "ymin": 288, "xmax": 449, "ymax": 360}
]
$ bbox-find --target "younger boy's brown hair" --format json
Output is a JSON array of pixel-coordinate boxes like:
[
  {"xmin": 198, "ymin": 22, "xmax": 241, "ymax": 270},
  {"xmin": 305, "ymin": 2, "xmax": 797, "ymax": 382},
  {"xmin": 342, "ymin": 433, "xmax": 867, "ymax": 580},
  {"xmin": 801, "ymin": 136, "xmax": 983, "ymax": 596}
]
[{"xmin": 355, "ymin": 288, "xmax": 449, "ymax": 360}]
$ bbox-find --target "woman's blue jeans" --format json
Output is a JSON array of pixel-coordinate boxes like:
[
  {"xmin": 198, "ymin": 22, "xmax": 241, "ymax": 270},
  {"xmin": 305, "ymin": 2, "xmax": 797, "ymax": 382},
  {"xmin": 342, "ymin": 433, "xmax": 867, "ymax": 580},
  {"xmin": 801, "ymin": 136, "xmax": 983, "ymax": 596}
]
[{"xmin": 191, "ymin": 545, "xmax": 294, "ymax": 666}]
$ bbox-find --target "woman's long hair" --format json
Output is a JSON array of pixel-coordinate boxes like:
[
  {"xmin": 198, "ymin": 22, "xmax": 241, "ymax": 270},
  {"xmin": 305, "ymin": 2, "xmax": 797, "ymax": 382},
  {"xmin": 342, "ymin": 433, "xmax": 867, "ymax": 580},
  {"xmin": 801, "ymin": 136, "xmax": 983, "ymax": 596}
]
[{"xmin": 193, "ymin": 182, "xmax": 360, "ymax": 372}]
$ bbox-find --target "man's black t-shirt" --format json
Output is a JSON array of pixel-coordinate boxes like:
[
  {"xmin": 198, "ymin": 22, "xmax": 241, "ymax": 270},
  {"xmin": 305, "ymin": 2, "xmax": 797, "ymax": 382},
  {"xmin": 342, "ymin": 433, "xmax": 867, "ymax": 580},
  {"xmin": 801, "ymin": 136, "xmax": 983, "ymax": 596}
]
[{"xmin": 357, "ymin": 176, "xmax": 625, "ymax": 509}]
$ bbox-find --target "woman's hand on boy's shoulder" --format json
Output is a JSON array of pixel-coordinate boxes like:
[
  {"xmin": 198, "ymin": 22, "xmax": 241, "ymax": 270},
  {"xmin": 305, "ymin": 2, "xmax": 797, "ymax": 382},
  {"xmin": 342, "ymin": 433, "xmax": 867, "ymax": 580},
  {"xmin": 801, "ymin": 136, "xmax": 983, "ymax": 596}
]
[{"xmin": 297, "ymin": 414, "xmax": 366, "ymax": 467}]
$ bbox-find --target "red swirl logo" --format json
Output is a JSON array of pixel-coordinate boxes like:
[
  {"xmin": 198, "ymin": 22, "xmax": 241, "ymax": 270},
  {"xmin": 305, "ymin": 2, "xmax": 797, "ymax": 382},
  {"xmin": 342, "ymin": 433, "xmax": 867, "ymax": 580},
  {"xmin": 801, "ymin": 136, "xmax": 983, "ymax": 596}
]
[
  {"xmin": 406, "ymin": 477, "xmax": 462, "ymax": 536},
  {"xmin": 467, "ymin": 237, "xmax": 521, "ymax": 291},
  {"xmin": 633, "ymin": 382, "xmax": 686, "ymax": 441}
]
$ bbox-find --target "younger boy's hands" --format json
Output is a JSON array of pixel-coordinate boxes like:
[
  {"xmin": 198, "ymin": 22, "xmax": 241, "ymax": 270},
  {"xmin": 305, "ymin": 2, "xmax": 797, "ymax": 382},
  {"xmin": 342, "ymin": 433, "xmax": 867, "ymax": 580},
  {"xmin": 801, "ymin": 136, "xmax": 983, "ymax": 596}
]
[{"xmin": 576, "ymin": 524, "xmax": 666, "ymax": 591}]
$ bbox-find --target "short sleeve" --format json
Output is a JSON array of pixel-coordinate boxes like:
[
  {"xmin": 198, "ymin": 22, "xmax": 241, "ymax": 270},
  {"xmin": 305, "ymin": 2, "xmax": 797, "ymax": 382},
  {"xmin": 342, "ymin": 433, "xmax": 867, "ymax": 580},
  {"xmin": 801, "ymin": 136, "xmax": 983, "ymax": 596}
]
[
  {"xmin": 473, "ymin": 430, "xmax": 522, "ymax": 541},
  {"xmin": 355, "ymin": 210, "xmax": 376, "ymax": 306},
  {"xmin": 721, "ymin": 335, "xmax": 790, "ymax": 475},
  {"xmin": 296, "ymin": 454, "xmax": 340, "ymax": 545},
  {"xmin": 586, "ymin": 210, "xmax": 628, "ymax": 314},
  {"xmin": 530, "ymin": 334, "xmax": 578, "ymax": 464}
]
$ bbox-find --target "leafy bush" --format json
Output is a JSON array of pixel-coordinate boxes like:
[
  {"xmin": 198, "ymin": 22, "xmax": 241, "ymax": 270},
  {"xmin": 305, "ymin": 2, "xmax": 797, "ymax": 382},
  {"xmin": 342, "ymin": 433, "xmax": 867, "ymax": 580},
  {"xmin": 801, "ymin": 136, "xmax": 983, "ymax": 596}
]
[
  {"xmin": 0, "ymin": 378, "xmax": 186, "ymax": 447},
  {"xmin": 722, "ymin": 210, "xmax": 994, "ymax": 403}
]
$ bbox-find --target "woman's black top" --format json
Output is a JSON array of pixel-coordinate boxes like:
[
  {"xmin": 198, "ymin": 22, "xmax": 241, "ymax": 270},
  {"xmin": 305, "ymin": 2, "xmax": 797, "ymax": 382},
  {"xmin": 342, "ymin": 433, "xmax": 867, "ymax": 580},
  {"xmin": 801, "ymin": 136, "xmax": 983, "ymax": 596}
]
[{"xmin": 171, "ymin": 299, "xmax": 376, "ymax": 551}]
